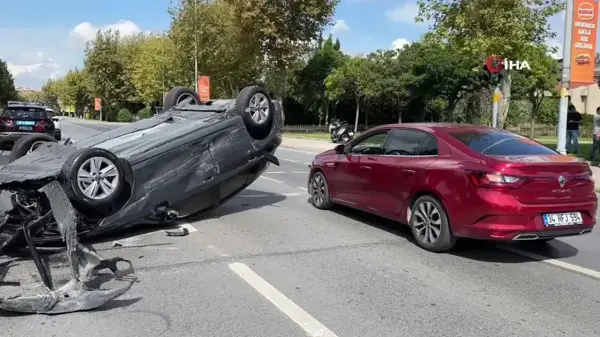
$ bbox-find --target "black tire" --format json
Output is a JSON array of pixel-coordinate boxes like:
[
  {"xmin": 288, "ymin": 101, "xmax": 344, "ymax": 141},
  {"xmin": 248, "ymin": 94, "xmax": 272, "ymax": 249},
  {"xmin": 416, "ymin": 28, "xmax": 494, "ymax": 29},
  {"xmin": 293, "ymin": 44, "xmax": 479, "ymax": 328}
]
[
  {"xmin": 309, "ymin": 171, "xmax": 333, "ymax": 210},
  {"xmin": 410, "ymin": 195, "xmax": 457, "ymax": 252},
  {"xmin": 61, "ymin": 148, "xmax": 127, "ymax": 211},
  {"xmin": 55, "ymin": 129, "xmax": 62, "ymax": 141},
  {"xmin": 163, "ymin": 87, "xmax": 201, "ymax": 111},
  {"xmin": 235, "ymin": 86, "xmax": 274, "ymax": 140},
  {"xmin": 9, "ymin": 134, "xmax": 58, "ymax": 163}
]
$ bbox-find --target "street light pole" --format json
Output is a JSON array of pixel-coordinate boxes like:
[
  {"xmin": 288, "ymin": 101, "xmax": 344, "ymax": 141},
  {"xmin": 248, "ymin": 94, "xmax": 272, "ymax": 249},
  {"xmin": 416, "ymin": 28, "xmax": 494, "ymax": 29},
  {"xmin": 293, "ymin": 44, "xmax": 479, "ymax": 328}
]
[
  {"xmin": 557, "ymin": 1, "xmax": 574, "ymax": 155},
  {"xmin": 194, "ymin": 0, "xmax": 199, "ymax": 93}
]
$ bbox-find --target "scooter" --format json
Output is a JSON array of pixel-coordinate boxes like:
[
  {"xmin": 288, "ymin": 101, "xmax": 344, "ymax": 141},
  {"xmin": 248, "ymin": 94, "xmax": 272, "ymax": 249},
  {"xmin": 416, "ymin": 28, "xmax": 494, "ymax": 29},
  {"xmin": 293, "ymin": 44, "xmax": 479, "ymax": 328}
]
[{"xmin": 329, "ymin": 119, "xmax": 354, "ymax": 143}]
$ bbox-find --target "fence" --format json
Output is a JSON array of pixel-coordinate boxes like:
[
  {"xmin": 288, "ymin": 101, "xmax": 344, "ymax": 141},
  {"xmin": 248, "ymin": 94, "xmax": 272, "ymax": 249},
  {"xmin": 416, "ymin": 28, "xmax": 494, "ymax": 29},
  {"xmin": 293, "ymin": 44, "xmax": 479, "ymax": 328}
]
[{"xmin": 282, "ymin": 124, "xmax": 595, "ymax": 138}]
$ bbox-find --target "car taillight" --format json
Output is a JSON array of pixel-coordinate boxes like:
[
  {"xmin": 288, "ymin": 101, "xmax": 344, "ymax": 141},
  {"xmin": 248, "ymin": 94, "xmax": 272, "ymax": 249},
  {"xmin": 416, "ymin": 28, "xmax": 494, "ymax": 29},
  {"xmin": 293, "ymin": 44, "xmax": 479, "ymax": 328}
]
[
  {"xmin": 1, "ymin": 118, "xmax": 13, "ymax": 126},
  {"xmin": 34, "ymin": 119, "xmax": 52, "ymax": 132},
  {"xmin": 466, "ymin": 171, "xmax": 525, "ymax": 189}
]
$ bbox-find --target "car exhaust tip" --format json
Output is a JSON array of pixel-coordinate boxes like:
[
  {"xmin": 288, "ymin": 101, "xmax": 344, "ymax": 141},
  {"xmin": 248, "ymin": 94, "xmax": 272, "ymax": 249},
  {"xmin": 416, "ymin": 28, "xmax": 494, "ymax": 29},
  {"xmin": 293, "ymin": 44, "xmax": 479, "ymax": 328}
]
[
  {"xmin": 512, "ymin": 233, "xmax": 539, "ymax": 240},
  {"xmin": 580, "ymin": 229, "xmax": 593, "ymax": 235}
]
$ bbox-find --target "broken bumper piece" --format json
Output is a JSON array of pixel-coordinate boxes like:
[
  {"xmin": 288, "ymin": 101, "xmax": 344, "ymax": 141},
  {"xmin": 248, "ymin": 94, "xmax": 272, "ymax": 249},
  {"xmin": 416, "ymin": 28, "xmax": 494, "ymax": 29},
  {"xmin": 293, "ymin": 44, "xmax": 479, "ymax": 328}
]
[{"xmin": 0, "ymin": 181, "xmax": 136, "ymax": 314}]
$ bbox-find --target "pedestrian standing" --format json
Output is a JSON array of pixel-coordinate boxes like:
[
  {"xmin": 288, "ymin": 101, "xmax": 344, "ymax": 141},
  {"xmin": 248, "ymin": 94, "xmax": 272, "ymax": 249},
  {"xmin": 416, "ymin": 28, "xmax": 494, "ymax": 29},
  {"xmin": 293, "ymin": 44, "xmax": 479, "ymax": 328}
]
[
  {"xmin": 566, "ymin": 104, "xmax": 582, "ymax": 154},
  {"xmin": 588, "ymin": 107, "xmax": 600, "ymax": 162}
]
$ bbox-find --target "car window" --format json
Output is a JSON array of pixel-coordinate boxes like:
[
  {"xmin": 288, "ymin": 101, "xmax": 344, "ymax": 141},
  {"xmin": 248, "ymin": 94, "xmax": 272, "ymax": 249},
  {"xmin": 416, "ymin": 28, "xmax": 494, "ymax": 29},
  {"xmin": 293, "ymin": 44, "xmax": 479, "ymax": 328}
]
[
  {"xmin": 2, "ymin": 107, "xmax": 47, "ymax": 118},
  {"xmin": 349, "ymin": 132, "xmax": 389, "ymax": 155},
  {"xmin": 449, "ymin": 130, "xmax": 557, "ymax": 156},
  {"xmin": 419, "ymin": 134, "xmax": 438, "ymax": 155},
  {"xmin": 384, "ymin": 129, "xmax": 427, "ymax": 156}
]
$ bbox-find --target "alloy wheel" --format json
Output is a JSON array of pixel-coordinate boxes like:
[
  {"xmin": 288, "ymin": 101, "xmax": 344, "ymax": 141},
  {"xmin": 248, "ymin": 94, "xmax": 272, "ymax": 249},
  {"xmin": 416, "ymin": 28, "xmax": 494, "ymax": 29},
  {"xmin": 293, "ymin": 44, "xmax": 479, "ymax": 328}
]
[
  {"xmin": 310, "ymin": 174, "xmax": 326, "ymax": 206},
  {"xmin": 76, "ymin": 156, "xmax": 120, "ymax": 200},
  {"xmin": 413, "ymin": 201, "xmax": 442, "ymax": 244},
  {"xmin": 249, "ymin": 93, "xmax": 270, "ymax": 125}
]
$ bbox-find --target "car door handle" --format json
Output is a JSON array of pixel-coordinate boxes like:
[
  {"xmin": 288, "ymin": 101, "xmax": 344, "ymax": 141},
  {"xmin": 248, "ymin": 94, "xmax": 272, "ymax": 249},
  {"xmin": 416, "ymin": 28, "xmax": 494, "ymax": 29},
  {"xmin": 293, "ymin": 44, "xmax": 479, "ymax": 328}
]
[
  {"xmin": 402, "ymin": 169, "xmax": 415, "ymax": 174},
  {"xmin": 360, "ymin": 165, "xmax": 371, "ymax": 171}
]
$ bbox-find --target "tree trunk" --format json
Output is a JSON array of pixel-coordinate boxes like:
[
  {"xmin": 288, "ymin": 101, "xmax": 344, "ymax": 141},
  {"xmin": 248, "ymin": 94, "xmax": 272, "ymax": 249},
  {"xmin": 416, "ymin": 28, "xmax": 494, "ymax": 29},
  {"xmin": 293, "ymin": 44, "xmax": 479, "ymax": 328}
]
[
  {"xmin": 530, "ymin": 117, "xmax": 535, "ymax": 138},
  {"xmin": 325, "ymin": 102, "xmax": 329, "ymax": 126},
  {"xmin": 354, "ymin": 95, "xmax": 360, "ymax": 133},
  {"xmin": 398, "ymin": 110, "xmax": 402, "ymax": 123},
  {"xmin": 365, "ymin": 108, "xmax": 368, "ymax": 129},
  {"xmin": 497, "ymin": 72, "xmax": 512, "ymax": 129}
]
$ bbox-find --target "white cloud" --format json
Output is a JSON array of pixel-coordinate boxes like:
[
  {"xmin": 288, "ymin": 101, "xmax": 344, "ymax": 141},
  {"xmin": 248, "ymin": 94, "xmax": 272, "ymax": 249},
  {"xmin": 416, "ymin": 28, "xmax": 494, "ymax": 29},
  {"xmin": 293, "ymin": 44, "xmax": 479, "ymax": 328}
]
[
  {"xmin": 69, "ymin": 19, "xmax": 141, "ymax": 42},
  {"xmin": 331, "ymin": 19, "xmax": 350, "ymax": 35},
  {"xmin": 545, "ymin": 10, "xmax": 565, "ymax": 59},
  {"xmin": 385, "ymin": 3, "xmax": 421, "ymax": 24},
  {"xmin": 391, "ymin": 38, "xmax": 411, "ymax": 50}
]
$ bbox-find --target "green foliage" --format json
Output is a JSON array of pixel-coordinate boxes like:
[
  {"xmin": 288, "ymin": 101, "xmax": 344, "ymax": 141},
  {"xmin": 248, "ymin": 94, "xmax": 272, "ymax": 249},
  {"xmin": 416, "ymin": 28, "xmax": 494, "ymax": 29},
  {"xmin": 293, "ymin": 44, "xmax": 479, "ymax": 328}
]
[
  {"xmin": 0, "ymin": 58, "xmax": 18, "ymax": 107},
  {"xmin": 117, "ymin": 108, "xmax": 133, "ymax": 122},
  {"xmin": 137, "ymin": 106, "xmax": 154, "ymax": 119}
]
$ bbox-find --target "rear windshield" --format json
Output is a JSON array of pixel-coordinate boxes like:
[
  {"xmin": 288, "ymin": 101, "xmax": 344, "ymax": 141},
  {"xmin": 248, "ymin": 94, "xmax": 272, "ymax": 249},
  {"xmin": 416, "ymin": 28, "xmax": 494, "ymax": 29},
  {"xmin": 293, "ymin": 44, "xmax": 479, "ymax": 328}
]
[
  {"xmin": 449, "ymin": 130, "xmax": 557, "ymax": 156},
  {"xmin": 2, "ymin": 107, "xmax": 47, "ymax": 119}
]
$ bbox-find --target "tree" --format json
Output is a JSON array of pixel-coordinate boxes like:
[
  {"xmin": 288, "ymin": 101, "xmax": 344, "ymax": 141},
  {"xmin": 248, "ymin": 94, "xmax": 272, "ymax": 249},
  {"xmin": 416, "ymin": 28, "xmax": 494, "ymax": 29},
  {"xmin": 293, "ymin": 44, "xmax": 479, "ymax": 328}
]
[
  {"xmin": 325, "ymin": 57, "xmax": 378, "ymax": 133},
  {"xmin": 417, "ymin": 0, "xmax": 564, "ymax": 128},
  {"xmin": 511, "ymin": 46, "xmax": 560, "ymax": 137},
  {"xmin": 62, "ymin": 69, "xmax": 92, "ymax": 113},
  {"xmin": 0, "ymin": 58, "xmax": 18, "ymax": 107}
]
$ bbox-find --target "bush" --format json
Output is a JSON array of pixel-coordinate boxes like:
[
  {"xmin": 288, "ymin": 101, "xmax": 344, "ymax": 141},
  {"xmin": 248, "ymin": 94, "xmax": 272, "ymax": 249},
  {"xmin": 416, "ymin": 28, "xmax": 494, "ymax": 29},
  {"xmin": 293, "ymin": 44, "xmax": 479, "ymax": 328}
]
[
  {"xmin": 117, "ymin": 108, "xmax": 133, "ymax": 122},
  {"xmin": 137, "ymin": 106, "xmax": 153, "ymax": 120}
]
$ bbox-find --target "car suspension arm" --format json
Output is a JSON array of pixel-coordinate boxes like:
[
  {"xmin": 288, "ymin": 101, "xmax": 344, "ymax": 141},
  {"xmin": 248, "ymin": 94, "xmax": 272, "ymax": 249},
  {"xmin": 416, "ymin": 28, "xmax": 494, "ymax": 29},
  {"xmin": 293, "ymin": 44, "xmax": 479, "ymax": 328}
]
[{"xmin": 21, "ymin": 213, "xmax": 53, "ymax": 290}]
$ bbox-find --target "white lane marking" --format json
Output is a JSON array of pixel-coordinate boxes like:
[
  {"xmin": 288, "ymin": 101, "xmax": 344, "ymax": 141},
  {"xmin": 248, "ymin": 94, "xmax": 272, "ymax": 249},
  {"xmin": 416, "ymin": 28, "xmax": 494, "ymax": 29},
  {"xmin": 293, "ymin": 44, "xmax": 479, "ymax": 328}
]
[
  {"xmin": 179, "ymin": 223, "xmax": 198, "ymax": 233},
  {"xmin": 259, "ymin": 176, "xmax": 284, "ymax": 184},
  {"xmin": 279, "ymin": 147, "xmax": 320, "ymax": 155},
  {"xmin": 266, "ymin": 171, "xmax": 286, "ymax": 174},
  {"xmin": 282, "ymin": 193, "xmax": 302, "ymax": 196},
  {"xmin": 282, "ymin": 159, "xmax": 300, "ymax": 163},
  {"xmin": 229, "ymin": 262, "xmax": 340, "ymax": 337},
  {"xmin": 292, "ymin": 171, "xmax": 307, "ymax": 174},
  {"xmin": 240, "ymin": 194, "xmax": 269, "ymax": 198},
  {"xmin": 297, "ymin": 187, "xmax": 308, "ymax": 192},
  {"xmin": 501, "ymin": 245, "xmax": 600, "ymax": 279}
]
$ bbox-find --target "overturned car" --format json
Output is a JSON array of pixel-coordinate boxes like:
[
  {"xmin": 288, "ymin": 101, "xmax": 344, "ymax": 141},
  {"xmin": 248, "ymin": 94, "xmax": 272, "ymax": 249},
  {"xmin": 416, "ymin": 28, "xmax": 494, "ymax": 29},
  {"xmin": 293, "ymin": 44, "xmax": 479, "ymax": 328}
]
[{"xmin": 0, "ymin": 85, "xmax": 282, "ymax": 314}]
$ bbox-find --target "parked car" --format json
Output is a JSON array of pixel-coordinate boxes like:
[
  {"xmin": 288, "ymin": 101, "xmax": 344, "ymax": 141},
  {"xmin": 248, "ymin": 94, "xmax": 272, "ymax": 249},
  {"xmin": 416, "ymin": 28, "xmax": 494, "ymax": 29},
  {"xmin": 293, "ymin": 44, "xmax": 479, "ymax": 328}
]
[
  {"xmin": 0, "ymin": 103, "xmax": 55, "ymax": 148},
  {"xmin": 307, "ymin": 123, "xmax": 597, "ymax": 252},
  {"xmin": 44, "ymin": 107, "xmax": 61, "ymax": 140}
]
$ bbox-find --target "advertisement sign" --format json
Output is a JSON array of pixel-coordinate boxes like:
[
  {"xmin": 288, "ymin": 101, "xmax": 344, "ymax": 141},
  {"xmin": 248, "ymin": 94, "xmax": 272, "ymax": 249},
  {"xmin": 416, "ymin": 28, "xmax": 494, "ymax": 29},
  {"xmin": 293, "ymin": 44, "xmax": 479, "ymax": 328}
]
[
  {"xmin": 570, "ymin": 0, "xmax": 599, "ymax": 84},
  {"xmin": 198, "ymin": 76, "xmax": 210, "ymax": 102},
  {"xmin": 94, "ymin": 98, "xmax": 102, "ymax": 111}
]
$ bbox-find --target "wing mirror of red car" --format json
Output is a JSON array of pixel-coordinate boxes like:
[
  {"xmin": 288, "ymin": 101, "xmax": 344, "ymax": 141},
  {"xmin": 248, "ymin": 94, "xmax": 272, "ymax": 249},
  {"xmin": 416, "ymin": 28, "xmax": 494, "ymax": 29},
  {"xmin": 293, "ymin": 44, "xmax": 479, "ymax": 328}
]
[{"xmin": 334, "ymin": 144, "xmax": 345, "ymax": 154}]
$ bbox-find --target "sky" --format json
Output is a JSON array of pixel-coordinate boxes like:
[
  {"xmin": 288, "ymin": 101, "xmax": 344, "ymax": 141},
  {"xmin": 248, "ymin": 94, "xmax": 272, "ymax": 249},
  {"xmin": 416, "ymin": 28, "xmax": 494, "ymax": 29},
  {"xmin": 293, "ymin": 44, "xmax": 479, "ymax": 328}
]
[{"xmin": 0, "ymin": 0, "xmax": 570, "ymax": 90}]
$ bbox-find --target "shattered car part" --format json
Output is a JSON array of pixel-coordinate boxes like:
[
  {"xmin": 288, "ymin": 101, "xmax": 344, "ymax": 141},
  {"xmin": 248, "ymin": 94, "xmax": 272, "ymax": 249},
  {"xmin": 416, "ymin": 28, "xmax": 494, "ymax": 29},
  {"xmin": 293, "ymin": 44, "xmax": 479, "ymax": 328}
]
[
  {"xmin": 0, "ymin": 85, "xmax": 281, "ymax": 313},
  {"xmin": 0, "ymin": 181, "xmax": 135, "ymax": 314}
]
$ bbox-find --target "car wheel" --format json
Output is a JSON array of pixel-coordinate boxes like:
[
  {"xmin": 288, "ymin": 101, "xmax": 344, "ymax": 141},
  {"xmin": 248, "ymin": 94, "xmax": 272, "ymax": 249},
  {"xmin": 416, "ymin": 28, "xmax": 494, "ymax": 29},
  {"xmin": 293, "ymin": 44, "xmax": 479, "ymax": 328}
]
[
  {"xmin": 309, "ymin": 171, "xmax": 333, "ymax": 210},
  {"xmin": 62, "ymin": 148, "xmax": 127, "ymax": 211},
  {"xmin": 235, "ymin": 86, "xmax": 274, "ymax": 140},
  {"xmin": 9, "ymin": 134, "xmax": 58, "ymax": 163},
  {"xmin": 163, "ymin": 87, "xmax": 201, "ymax": 111},
  {"xmin": 410, "ymin": 195, "xmax": 457, "ymax": 252}
]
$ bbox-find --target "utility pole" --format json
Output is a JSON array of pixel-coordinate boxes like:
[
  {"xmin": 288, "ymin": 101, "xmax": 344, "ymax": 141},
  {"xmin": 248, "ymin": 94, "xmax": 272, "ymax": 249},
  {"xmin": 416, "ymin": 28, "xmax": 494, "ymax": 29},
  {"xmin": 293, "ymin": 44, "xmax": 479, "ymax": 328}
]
[
  {"xmin": 194, "ymin": 0, "xmax": 199, "ymax": 93},
  {"xmin": 557, "ymin": 0, "xmax": 574, "ymax": 155}
]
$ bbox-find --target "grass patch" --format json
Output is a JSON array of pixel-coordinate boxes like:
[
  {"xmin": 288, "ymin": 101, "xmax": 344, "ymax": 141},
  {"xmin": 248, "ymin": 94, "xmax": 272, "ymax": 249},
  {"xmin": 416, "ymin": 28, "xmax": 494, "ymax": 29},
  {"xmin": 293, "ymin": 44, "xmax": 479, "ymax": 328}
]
[{"xmin": 535, "ymin": 137, "xmax": 593, "ymax": 160}]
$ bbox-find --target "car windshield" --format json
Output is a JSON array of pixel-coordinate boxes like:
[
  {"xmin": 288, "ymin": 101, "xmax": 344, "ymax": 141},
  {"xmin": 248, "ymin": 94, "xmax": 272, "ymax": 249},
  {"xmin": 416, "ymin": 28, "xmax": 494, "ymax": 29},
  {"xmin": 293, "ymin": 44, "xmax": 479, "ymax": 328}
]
[
  {"xmin": 2, "ymin": 107, "xmax": 47, "ymax": 119},
  {"xmin": 449, "ymin": 130, "xmax": 558, "ymax": 156}
]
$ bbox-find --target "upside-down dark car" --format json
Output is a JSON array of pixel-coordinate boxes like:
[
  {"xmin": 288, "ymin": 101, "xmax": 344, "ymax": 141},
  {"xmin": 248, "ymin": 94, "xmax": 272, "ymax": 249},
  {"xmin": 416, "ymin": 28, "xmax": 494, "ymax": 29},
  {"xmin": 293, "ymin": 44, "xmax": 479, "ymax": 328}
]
[{"xmin": 0, "ymin": 85, "xmax": 282, "ymax": 314}]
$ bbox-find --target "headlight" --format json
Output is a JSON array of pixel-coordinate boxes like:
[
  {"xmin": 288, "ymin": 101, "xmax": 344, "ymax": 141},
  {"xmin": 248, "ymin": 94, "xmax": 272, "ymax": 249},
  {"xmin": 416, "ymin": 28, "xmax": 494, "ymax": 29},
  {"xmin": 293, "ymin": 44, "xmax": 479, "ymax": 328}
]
[{"xmin": 349, "ymin": 132, "xmax": 354, "ymax": 135}]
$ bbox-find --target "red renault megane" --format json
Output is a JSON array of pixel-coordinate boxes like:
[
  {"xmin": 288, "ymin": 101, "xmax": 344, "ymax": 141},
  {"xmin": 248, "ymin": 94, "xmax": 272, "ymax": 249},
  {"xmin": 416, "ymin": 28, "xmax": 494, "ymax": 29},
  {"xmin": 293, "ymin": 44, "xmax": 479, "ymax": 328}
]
[{"xmin": 308, "ymin": 123, "xmax": 597, "ymax": 252}]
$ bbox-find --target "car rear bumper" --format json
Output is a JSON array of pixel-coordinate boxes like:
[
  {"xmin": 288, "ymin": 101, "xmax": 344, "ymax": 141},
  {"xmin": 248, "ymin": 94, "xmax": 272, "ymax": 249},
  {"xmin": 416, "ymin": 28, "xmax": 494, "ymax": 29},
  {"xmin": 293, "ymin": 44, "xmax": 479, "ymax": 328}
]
[
  {"xmin": 452, "ymin": 190, "xmax": 597, "ymax": 241},
  {"xmin": 0, "ymin": 132, "xmax": 54, "ymax": 143}
]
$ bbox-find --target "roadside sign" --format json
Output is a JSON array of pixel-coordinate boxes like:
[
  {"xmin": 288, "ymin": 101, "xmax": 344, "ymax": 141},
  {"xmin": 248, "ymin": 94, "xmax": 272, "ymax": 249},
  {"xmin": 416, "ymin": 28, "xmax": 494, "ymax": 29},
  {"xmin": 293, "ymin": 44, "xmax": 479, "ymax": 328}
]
[
  {"xmin": 569, "ymin": 0, "xmax": 599, "ymax": 84},
  {"xmin": 94, "ymin": 98, "xmax": 102, "ymax": 111},
  {"xmin": 198, "ymin": 76, "xmax": 210, "ymax": 102}
]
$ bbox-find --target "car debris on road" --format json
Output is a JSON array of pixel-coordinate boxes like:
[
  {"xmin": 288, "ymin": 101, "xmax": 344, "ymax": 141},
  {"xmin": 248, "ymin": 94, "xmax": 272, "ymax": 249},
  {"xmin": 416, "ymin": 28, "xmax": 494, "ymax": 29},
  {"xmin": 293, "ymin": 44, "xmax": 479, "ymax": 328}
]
[{"xmin": 0, "ymin": 85, "xmax": 282, "ymax": 314}]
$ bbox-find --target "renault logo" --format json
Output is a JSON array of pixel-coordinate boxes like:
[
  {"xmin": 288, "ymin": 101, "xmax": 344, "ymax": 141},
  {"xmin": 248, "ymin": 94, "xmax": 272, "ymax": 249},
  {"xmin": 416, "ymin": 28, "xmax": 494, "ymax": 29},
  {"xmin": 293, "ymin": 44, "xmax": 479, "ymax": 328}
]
[{"xmin": 558, "ymin": 175, "xmax": 566, "ymax": 188}]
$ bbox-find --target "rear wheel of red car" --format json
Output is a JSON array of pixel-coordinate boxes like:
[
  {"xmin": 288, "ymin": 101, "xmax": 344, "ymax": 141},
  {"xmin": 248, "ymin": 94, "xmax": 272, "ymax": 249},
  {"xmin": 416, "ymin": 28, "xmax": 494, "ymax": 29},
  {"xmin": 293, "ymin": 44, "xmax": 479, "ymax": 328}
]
[
  {"xmin": 9, "ymin": 134, "xmax": 58, "ymax": 163},
  {"xmin": 410, "ymin": 195, "xmax": 457, "ymax": 252},
  {"xmin": 309, "ymin": 171, "xmax": 333, "ymax": 210}
]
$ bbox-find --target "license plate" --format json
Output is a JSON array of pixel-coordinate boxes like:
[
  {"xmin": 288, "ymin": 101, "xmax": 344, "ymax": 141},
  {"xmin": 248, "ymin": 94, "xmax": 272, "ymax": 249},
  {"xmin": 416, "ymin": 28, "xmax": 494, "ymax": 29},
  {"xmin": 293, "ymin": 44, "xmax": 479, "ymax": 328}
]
[
  {"xmin": 543, "ymin": 212, "xmax": 583, "ymax": 226},
  {"xmin": 16, "ymin": 121, "xmax": 35, "ymax": 126},
  {"xmin": 18, "ymin": 126, "xmax": 32, "ymax": 131}
]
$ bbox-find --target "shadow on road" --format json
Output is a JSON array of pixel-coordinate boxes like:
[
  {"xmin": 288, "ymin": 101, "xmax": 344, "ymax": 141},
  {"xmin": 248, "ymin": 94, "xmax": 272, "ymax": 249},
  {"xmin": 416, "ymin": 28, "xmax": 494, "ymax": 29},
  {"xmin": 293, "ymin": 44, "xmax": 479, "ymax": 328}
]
[{"xmin": 325, "ymin": 201, "xmax": 580, "ymax": 263}]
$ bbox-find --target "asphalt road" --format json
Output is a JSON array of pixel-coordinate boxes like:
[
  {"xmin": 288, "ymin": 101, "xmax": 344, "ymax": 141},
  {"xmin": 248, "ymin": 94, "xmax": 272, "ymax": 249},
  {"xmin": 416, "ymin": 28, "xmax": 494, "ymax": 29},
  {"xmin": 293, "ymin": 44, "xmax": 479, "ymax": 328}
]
[{"xmin": 1, "ymin": 119, "xmax": 600, "ymax": 337}]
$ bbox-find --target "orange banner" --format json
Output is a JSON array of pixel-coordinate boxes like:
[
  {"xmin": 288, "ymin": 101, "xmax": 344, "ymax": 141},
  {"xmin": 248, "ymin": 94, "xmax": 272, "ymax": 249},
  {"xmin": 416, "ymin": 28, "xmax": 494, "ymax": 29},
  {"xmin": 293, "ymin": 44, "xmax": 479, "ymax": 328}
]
[
  {"xmin": 94, "ymin": 98, "xmax": 102, "ymax": 111},
  {"xmin": 198, "ymin": 75, "xmax": 210, "ymax": 102},
  {"xmin": 570, "ymin": 0, "xmax": 599, "ymax": 84}
]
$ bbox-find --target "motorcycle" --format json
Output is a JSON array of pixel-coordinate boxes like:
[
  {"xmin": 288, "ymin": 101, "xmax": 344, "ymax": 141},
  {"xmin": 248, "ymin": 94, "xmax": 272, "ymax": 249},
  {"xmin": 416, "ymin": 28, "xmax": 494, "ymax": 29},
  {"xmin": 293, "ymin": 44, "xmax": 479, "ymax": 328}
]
[{"xmin": 329, "ymin": 119, "xmax": 354, "ymax": 143}]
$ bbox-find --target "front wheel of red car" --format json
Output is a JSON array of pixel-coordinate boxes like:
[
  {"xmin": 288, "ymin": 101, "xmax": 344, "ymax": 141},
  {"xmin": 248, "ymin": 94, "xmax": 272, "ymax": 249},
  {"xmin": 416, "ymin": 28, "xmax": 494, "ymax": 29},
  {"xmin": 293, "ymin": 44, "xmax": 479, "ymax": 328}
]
[
  {"xmin": 410, "ymin": 195, "xmax": 457, "ymax": 252},
  {"xmin": 309, "ymin": 171, "xmax": 333, "ymax": 210}
]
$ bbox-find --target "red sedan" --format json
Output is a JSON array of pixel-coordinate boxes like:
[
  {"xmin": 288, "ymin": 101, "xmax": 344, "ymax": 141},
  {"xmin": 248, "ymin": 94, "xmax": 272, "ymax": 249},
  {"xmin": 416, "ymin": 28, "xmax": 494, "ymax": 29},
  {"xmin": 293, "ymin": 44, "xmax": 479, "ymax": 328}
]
[{"xmin": 308, "ymin": 123, "xmax": 597, "ymax": 252}]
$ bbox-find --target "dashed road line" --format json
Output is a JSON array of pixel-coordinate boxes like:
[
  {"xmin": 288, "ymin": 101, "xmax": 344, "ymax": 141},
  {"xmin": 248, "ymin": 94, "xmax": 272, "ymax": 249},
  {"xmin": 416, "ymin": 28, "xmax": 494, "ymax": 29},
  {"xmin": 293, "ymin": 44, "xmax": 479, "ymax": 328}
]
[
  {"xmin": 282, "ymin": 159, "xmax": 300, "ymax": 163},
  {"xmin": 297, "ymin": 187, "xmax": 308, "ymax": 192},
  {"xmin": 279, "ymin": 147, "xmax": 320, "ymax": 155},
  {"xmin": 500, "ymin": 245, "xmax": 600, "ymax": 279},
  {"xmin": 229, "ymin": 262, "xmax": 340, "ymax": 337},
  {"xmin": 291, "ymin": 171, "xmax": 307, "ymax": 174},
  {"xmin": 282, "ymin": 192, "xmax": 302, "ymax": 196},
  {"xmin": 259, "ymin": 176, "xmax": 284, "ymax": 184},
  {"xmin": 266, "ymin": 171, "xmax": 286, "ymax": 174}
]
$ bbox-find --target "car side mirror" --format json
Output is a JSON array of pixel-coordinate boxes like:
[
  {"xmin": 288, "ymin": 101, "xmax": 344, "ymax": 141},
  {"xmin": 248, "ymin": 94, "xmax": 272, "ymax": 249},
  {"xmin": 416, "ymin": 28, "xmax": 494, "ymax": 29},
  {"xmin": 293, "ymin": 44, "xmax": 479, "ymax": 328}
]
[{"xmin": 334, "ymin": 144, "xmax": 345, "ymax": 154}]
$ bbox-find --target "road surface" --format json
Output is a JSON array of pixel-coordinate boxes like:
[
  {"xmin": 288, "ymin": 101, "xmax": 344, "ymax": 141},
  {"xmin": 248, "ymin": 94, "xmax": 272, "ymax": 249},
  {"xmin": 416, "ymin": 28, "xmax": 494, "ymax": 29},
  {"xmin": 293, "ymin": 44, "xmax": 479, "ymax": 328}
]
[{"xmin": 1, "ymin": 119, "xmax": 599, "ymax": 337}]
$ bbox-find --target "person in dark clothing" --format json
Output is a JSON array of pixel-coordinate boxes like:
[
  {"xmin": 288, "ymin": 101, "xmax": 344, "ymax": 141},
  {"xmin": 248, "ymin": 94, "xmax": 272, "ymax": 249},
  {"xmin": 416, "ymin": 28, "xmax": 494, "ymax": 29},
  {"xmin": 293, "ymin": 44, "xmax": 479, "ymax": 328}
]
[{"xmin": 566, "ymin": 104, "xmax": 582, "ymax": 154}]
